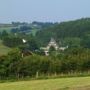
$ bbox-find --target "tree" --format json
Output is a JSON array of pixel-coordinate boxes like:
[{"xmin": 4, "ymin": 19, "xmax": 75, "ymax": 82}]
[
  {"xmin": 81, "ymin": 34, "xmax": 90, "ymax": 48},
  {"xmin": 3, "ymin": 36, "xmax": 23, "ymax": 47},
  {"xmin": 1, "ymin": 30, "xmax": 9, "ymax": 39},
  {"xmin": 49, "ymin": 46, "xmax": 56, "ymax": 56},
  {"xmin": 28, "ymin": 38, "xmax": 39, "ymax": 52},
  {"xmin": 7, "ymin": 48, "xmax": 22, "ymax": 77}
]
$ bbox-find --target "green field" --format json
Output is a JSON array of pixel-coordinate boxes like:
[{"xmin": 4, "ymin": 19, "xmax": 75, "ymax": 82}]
[
  {"xmin": 0, "ymin": 40, "xmax": 11, "ymax": 55},
  {"xmin": 0, "ymin": 77, "xmax": 90, "ymax": 90},
  {"xmin": 0, "ymin": 27, "xmax": 14, "ymax": 33}
]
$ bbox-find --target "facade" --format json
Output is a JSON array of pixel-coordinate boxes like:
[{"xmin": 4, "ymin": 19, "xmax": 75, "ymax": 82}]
[{"xmin": 40, "ymin": 38, "xmax": 68, "ymax": 56}]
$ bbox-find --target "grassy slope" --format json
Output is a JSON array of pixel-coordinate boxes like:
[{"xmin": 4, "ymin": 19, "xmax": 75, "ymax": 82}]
[
  {"xmin": 31, "ymin": 29, "xmax": 39, "ymax": 36},
  {"xmin": 0, "ymin": 26, "xmax": 39, "ymax": 36},
  {"xmin": 0, "ymin": 77, "xmax": 90, "ymax": 90},
  {"xmin": 0, "ymin": 40, "xmax": 11, "ymax": 55},
  {"xmin": 0, "ymin": 27, "xmax": 14, "ymax": 33}
]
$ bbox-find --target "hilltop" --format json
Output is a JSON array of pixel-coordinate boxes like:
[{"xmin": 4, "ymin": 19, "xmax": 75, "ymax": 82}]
[{"xmin": 36, "ymin": 18, "xmax": 90, "ymax": 48}]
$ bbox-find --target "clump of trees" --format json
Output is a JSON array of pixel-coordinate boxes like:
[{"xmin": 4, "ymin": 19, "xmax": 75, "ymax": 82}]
[
  {"xmin": 0, "ymin": 47, "xmax": 90, "ymax": 80},
  {"xmin": 0, "ymin": 30, "xmax": 39, "ymax": 53},
  {"xmin": 36, "ymin": 18, "xmax": 90, "ymax": 48}
]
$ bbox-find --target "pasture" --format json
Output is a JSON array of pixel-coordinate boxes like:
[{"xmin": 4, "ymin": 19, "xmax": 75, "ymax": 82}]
[
  {"xmin": 0, "ymin": 77, "xmax": 90, "ymax": 90},
  {"xmin": 0, "ymin": 40, "xmax": 11, "ymax": 55},
  {"xmin": 0, "ymin": 27, "xmax": 14, "ymax": 33}
]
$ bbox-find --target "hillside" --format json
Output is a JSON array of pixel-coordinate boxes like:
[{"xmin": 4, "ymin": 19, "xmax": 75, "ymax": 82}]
[
  {"xmin": 36, "ymin": 18, "xmax": 90, "ymax": 47},
  {"xmin": 0, "ymin": 40, "xmax": 11, "ymax": 55},
  {"xmin": 0, "ymin": 22, "xmax": 54, "ymax": 36}
]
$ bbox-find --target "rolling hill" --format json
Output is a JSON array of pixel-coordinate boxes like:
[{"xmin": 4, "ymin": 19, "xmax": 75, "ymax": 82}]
[{"xmin": 36, "ymin": 18, "xmax": 90, "ymax": 47}]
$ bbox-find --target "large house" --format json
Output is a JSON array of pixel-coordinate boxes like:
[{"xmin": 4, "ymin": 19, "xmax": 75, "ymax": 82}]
[{"xmin": 40, "ymin": 38, "xmax": 68, "ymax": 56}]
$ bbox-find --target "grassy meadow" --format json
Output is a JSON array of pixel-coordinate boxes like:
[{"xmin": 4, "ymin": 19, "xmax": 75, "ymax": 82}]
[
  {"xmin": 0, "ymin": 27, "xmax": 11, "ymax": 32},
  {"xmin": 0, "ymin": 40, "xmax": 11, "ymax": 55},
  {"xmin": 0, "ymin": 27, "xmax": 14, "ymax": 33},
  {"xmin": 0, "ymin": 77, "xmax": 90, "ymax": 90}
]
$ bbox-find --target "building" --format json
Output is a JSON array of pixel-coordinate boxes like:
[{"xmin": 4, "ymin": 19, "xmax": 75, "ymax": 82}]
[{"xmin": 40, "ymin": 38, "xmax": 68, "ymax": 56}]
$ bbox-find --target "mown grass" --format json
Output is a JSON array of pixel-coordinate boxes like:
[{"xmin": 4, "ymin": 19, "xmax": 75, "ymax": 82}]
[
  {"xmin": 0, "ymin": 77, "xmax": 90, "ymax": 90},
  {"xmin": 0, "ymin": 40, "xmax": 11, "ymax": 55}
]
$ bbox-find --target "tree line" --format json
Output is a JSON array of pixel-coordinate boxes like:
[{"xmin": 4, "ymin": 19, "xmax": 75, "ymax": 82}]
[
  {"xmin": 36, "ymin": 18, "xmax": 90, "ymax": 48},
  {"xmin": 0, "ymin": 47, "xmax": 90, "ymax": 79}
]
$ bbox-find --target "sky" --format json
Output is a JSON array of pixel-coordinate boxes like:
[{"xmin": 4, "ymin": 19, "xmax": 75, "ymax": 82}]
[{"xmin": 0, "ymin": 0, "xmax": 90, "ymax": 23}]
